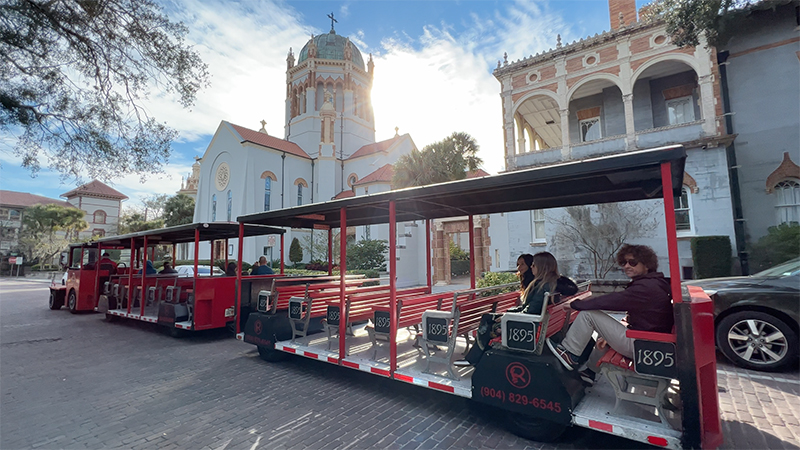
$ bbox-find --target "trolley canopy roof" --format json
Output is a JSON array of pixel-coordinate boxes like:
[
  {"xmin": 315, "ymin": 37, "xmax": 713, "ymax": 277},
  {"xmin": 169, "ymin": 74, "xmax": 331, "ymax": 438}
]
[
  {"xmin": 238, "ymin": 145, "xmax": 686, "ymax": 229},
  {"xmin": 95, "ymin": 222, "xmax": 285, "ymax": 247}
]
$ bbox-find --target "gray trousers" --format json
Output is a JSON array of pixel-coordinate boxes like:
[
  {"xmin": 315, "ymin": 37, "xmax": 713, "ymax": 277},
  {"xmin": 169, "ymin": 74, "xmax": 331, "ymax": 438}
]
[{"xmin": 562, "ymin": 310, "xmax": 635, "ymax": 363}]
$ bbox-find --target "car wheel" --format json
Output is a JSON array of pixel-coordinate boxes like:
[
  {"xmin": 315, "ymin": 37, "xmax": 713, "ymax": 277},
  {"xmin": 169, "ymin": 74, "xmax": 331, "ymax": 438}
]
[
  {"xmin": 716, "ymin": 311, "xmax": 798, "ymax": 371},
  {"xmin": 68, "ymin": 291, "xmax": 78, "ymax": 314},
  {"xmin": 49, "ymin": 291, "xmax": 63, "ymax": 310}
]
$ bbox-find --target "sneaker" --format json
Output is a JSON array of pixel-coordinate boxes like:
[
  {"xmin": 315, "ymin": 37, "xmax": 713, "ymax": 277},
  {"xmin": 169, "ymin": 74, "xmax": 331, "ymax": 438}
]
[
  {"xmin": 578, "ymin": 368, "xmax": 596, "ymax": 386},
  {"xmin": 453, "ymin": 360, "xmax": 472, "ymax": 367},
  {"xmin": 546, "ymin": 339, "xmax": 580, "ymax": 371}
]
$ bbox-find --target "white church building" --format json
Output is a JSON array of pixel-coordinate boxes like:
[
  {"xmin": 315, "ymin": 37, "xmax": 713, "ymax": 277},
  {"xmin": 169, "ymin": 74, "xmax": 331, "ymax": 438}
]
[{"xmin": 191, "ymin": 25, "xmax": 420, "ymax": 268}]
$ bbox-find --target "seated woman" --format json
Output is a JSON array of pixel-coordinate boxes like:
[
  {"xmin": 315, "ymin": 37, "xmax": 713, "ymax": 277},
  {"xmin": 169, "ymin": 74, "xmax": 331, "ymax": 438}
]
[{"xmin": 454, "ymin": 252, "xmax": 576, "ymax": 367}]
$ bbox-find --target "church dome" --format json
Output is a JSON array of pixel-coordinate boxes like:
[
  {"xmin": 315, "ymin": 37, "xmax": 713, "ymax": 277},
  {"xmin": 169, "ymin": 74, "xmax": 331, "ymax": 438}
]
[{"xmin": 297, "ymin": 32, "xmax": 365, "ymax": 70}]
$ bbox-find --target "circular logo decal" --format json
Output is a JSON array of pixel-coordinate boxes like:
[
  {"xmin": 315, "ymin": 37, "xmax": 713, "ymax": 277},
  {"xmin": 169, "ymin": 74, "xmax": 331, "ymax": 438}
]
[
  {"xmin": 254, "ymin": 319, "xmax": 263, "ymax": 335},
  {"xmin": 215, "ymin": 162, "xmax": 230, "ymax": 191},
  {"xmin": 505, "ymin": 362, "xmax": 531, "ymax": 389}
]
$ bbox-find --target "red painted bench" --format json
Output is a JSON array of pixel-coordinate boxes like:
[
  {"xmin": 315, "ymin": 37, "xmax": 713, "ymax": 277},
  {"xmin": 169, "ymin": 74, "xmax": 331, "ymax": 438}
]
[
  {"xmin": 420, "ymin": 287, "xmax": 521, "ymax": 379},
  {"xmin": 367, "ymin": 292, "xmax": 463, "ymax": 360},
  {"xmin": 597, "ymin": 328, "xmax": 678, "ymax": 428},
  {"xmin": 323, "ymin": 286, "xmax": 431, "ymax": 351}
]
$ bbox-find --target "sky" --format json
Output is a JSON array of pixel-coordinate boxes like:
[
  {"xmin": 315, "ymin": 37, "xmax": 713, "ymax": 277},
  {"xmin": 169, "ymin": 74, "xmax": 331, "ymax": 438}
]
[{"xmin": 0, "ymin": 0, "xmax": 651, "ymax": 209}]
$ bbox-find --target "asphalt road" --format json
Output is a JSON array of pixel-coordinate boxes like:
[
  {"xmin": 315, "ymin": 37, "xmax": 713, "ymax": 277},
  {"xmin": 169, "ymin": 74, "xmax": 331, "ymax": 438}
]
[{"xmin": 0, "ymin": 277, "xmax": 797, "ymax": 450}]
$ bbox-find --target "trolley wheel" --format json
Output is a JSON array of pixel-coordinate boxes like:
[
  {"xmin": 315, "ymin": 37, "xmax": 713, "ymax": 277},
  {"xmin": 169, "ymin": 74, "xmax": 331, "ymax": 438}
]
[
  {"xmin": 105, "ymin": 313, "xmax": 118, "ymax": 322},
  {"xmin": 506, "ymin": 412, "xmax": 567, "ymax": 442},
  {"xmin": 49, "ymin": 291, "xmax": 63, "ymax": 310},
  {"xmin": 258, "ymin": 345, "xmax": 289, "ymax": 362},
  {"xmin": 168, "ymin": 327, "xmax": 184, "ymax": 338},
  {"xmin": 68, "ymin": 291, "xmax": 78, "ymax": 314}
]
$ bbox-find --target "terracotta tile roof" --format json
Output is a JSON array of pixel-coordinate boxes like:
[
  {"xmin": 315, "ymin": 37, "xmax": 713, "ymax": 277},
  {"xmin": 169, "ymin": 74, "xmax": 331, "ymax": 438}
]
[
  {"xmin": 348, "ymin": 136, "xmax": 402, "ymax": 160},
  {"xmin": 0, "ymin": 190, "xmax": 74, "ymax": 209},
  {"xmin": 467, "ymin": 169, "xmax": 491, "ymax": 178},
  {"xmin": 333, "ymin": 190, "xmax": 356, "ymax": 200},
  {"xmin": 61, "ymin": 180, "xmax": 128, "ymax": 200},
  {"xmin": 354, "ymin": 164, "xmax": 394, "ymax": 185},
  {"xmin": 228, "ymin": 122, "xmax": 311, "ymax": 159}
]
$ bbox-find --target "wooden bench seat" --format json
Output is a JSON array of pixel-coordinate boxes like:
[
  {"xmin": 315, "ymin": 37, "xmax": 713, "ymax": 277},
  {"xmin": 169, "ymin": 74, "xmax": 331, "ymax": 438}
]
[
  {"xmin": 367, "ymin": 292, "xmax": 458, "ymax": 360},
  {"xmin": 597, "ymin": 328, "xmax": 679, "ymax": 429},
  {"xmin": 420, "ymin": 287, "xmax": 520, "ymax": 379},
  {"xmin": 324, "ymin": 286, "xmax": 431, "ymax": 351}
]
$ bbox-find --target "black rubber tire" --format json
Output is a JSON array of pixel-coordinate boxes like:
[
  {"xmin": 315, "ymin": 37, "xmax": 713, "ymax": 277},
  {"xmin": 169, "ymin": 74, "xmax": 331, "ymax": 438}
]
[
  {"xmin": 168, "ymin": 327, "xmax": 184, "ymax": 338},
  {"xmin": 506, "ymin": 412, "xmax": 567, "ymax": 442},
  {"xmin": 105, "ymin": 313, "xmax": 118, "ymax": 322},
  {"xmin": 258, "ymin": 345, "xmax": 289, "ymax": 362},
  {"xmin": 49, "ymin": 291, "xmax": 63, "ymax": 310},
  {"xmin": 68, "ymin": 291, "xmax": 78, "ymax": 314},
  {"xmin": 716, "ymin": 310, "xmax": 798, "ymax": 371}
]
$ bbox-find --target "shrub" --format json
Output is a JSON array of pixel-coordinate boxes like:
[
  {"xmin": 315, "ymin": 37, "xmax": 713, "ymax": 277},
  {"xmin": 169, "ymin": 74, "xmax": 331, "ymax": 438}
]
[
  {"xmin": 691, "ymin": 235, "xmax": 732, "ymax": 279},
  {"xmin": 449, "ymin": 241, "xmax": 469, "ymax": 261},
  {"xmin": 347, "ymin": 239, "xmax": 387, "ymax": 270},
  {"xmin": 289, "ymin": 237, "xmax": 303, "ymax": 266},
  {"xmin": 477, "ymin": 271, "xmax": 519, "ymax": 296},
  {"xmin": 748, "ymin": 223, "xmax": 800, "ymax": 272},
  {"xmin": 450, "ymin": 259, "xmax": 470, "ymax": 276}
]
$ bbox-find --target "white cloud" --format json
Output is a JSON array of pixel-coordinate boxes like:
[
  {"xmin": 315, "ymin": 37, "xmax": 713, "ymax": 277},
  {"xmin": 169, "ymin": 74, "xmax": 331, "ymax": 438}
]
[{"xmin": 370, "ymin": 1, "xmax": 573, "ymax": 174}]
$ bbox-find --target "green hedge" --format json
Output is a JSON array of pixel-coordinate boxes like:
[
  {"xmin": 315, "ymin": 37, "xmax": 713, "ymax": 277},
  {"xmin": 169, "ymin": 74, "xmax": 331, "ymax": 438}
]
[
  {"xmin": 691, "ymin": 235, "xmax": 732, "ymax": 279},
  {"xmin": 450, "ymin": 260, "xmax": 470, "ymax": 276},
  {"xmin": 477, "ymin": 271, "xmax": 519, "ymax": 296}
]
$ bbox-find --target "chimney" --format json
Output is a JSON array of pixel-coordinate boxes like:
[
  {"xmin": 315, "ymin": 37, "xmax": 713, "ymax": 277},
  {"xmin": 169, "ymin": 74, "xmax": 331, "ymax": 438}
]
[{"xmin": 608, "ymin": 0, "xmax": 637, "ymax": 30}]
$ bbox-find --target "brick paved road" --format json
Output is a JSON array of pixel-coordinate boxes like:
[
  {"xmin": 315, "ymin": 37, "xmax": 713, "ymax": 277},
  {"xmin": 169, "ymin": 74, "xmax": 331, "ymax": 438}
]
[{"xmin": 1, "ymin": 278, "xmax": 798, "ymax": 450}]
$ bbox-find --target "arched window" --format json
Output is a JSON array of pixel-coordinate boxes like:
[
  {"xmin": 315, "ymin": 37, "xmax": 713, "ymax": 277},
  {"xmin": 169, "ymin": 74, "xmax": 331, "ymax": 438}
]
[
  {"xmin": 775, "ymin": 179, "xmax": 800, "ymax": 224},
  {"xmin": 212, "ymin": 194, "xmax": 217, "ymax": 221},
  {"xmin": 227, "ymin": 191, "xmax": 232, "ymax": 221},
  {"xmin": 675, "ymin": 187, "xmax": 693, "ymax": 233},
  {"xmin": 264, "ymin": 178, "xmax": 271, "ymax": 211},
  {"xmin": 297, "ymin": 184, "xmax": 303, "ymax": 206},
  {"xmin": 93, "ymin": 210, "xmax": 106, "ymax": 224}
]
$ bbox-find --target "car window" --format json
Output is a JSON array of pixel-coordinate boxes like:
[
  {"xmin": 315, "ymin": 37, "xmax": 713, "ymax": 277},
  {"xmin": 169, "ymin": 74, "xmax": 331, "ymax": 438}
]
[{"xmin": 754, "ymin": 258, "xmax": 800, "ymax": 278}]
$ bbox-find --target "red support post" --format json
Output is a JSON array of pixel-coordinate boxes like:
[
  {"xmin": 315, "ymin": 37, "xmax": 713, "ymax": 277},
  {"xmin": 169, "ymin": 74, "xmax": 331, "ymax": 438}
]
[
  {"xmin": 660, "ymin": 162, "xmax": 683, "ymax": 303},
  {"xmin": 328, "ymin": 228, "xmax": 333, "ymax": 276},
  {"xmin": 224, "ymin": 238, "xmax": 229, "ymax": 268},
  {"xmin": 236, "ymin": 222, "xmax": 245, "ymax": 335},
  {"xmin": 94, "ymin": 244, "xmax": 102, "ymax": 307},
  {"xmin": 338, "ymin": 208, "xmax": 347, "ymax": 361},
  {"xmin": 141, "ymin": 235, "xmax": 148, "ymax": 316},
  {"xmin": 389, "ymin": 201, "xmax": 397, "ymax": 374},
  {"xmin": 127, "ymin": 238, "xmax": 135, "ymax": 314},
  {"xmin": 193, "ymin": 229, "xmax": 200, "ymax": 278},
  {"xmin": 426, "ymin": 219, "xmax": 432, "ymax": 290},
  {"xmin": 280, "ymin": 233, "xmax": 285, "ymax": 275},
  {"xmin": 468, "ymin": 214, "xmax": 476, "ymax": 289}
]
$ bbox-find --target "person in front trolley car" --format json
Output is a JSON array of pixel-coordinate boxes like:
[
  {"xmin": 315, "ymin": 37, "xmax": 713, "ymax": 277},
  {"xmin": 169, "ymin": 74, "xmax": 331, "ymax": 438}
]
[
  {"xmin": 455, "ymin": 252, "xmax": 577, "ymax": 367},
  {"xmin": 547, "ymin": 244, "xmax": 674, "ymax": 383}
]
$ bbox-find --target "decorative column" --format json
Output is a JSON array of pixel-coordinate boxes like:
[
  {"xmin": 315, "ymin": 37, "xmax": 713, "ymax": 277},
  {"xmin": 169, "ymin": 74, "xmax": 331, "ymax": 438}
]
[
  {"xmin": 623, "ymin": 93, "xmax": 636, "ymax": 150},
  {"xmin": 698, "ymin": 74, "xmax": 716, "ymax": 136},
  {"xmin": 560, "ymin": 108, "xmax": 571, "ymax": 160}
]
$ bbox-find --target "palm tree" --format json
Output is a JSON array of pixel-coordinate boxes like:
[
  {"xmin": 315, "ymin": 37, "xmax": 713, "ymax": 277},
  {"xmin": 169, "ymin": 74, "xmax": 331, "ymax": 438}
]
[{"xmin": 392, "ymin": 132, "xmax": 483, "ymax": 188}]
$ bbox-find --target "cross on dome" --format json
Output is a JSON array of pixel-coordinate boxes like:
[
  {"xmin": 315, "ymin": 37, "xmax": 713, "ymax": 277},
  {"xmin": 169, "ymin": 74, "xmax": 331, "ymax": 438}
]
[{"xmin": 327, "ymin": 12, "xmax": 337, "ymax": 33}]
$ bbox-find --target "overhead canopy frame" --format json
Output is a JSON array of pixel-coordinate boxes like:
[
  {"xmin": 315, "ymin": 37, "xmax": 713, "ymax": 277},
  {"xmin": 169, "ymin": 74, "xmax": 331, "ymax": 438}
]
[
  {"xmin": 238, "ymin": 145, "xmax": 686, "ymax": 228},
  {"xmin": 95, "ymin": 222, "xmax": 285, "ymax": 247}
]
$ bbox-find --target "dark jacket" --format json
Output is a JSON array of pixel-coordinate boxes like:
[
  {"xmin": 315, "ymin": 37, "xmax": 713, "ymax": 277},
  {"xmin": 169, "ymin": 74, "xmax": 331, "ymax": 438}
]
[
  {"xmin": 519, "ymin": 276, "xmax": 578, "ymax": 314},
  {"xmin": 571, "ymin": 272, "xmax": 674, "ymax": 333},
  {"xmin": 251, "ymin": 265, "xmax": 274, "ymax": 275}
]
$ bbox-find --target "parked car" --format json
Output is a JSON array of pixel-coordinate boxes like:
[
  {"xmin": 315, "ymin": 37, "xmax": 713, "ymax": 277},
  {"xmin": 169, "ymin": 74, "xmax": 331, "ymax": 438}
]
[
  {"xmin": 175, "ymin": 265, "xmax": 224, "ymax": 277},
  {"xmin": 686, "ymin": 257, "xmax": 799, "ymax": 371}
]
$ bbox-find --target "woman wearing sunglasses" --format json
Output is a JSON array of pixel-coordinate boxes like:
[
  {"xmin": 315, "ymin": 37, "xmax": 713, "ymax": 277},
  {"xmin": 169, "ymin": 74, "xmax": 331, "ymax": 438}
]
[{"xmin": 547, "ymin": 244, "xmax": 674, "ymax": 382}]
